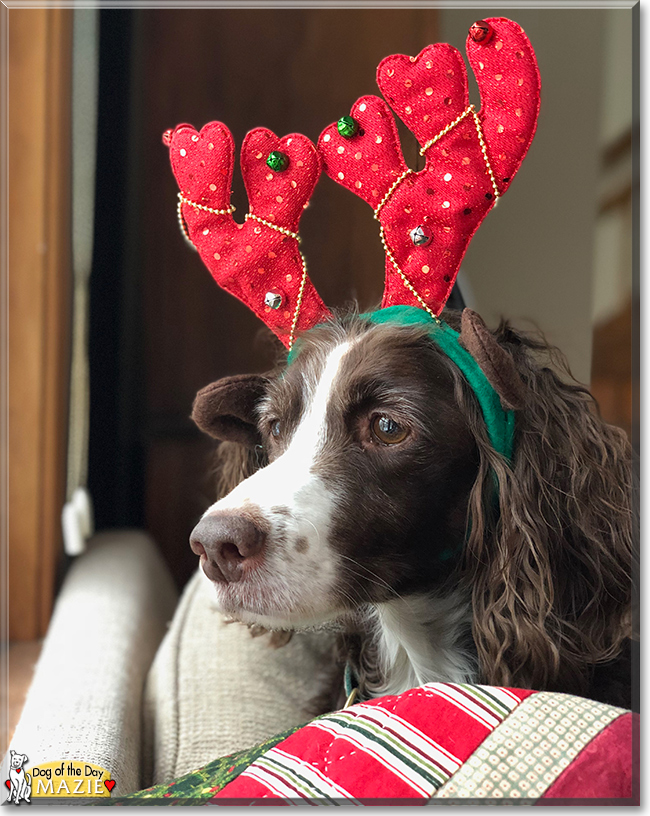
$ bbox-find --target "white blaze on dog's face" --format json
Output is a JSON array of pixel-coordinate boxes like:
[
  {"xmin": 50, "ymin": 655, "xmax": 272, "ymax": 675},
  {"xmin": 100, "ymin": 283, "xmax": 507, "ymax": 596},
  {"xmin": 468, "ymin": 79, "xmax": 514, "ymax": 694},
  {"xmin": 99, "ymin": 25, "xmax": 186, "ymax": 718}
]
[
  {"xmin": 191, "ymin": 319, "xmax": 479, "ymax": 630},
  {"xmin": 200, "ymin": 340, "xmax": 353, "ymax": 628}
]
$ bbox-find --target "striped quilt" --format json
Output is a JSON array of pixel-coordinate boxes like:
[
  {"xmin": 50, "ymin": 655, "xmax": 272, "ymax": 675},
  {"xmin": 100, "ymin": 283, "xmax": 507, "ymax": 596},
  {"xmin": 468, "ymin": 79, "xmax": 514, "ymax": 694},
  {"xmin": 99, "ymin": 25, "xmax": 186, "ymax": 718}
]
[{"xmin": 118, "ymin": 683, "xmax": 636, "ymax": 805}]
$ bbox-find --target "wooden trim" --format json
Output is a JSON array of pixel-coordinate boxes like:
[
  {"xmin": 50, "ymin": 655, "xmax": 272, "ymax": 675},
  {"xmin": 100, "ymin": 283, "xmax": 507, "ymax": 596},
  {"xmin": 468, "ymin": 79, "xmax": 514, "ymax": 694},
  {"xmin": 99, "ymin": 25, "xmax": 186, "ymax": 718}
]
[
  {"xmin": 599, "ymin": 182, "xmax": 634, "ymax": 216},
  {"xmin": 602, "ymin": 128, "xmax": 632, "ymax": 168},
  {"xmin": 8, "ymin": 8, "xmax": 73, "ymax": 639}
]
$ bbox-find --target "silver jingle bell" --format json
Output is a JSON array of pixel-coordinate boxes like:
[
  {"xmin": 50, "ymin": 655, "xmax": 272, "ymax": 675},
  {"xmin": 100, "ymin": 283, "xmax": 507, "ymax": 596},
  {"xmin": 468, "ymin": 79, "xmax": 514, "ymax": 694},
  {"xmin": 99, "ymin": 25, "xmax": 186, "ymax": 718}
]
[
  {"xmin": 264, "ymin": 290, "xmax": 283, "ymax": 310},
  {"xmin": 410, "ymin": 225, "xmax": 432, "ymax": 247}
]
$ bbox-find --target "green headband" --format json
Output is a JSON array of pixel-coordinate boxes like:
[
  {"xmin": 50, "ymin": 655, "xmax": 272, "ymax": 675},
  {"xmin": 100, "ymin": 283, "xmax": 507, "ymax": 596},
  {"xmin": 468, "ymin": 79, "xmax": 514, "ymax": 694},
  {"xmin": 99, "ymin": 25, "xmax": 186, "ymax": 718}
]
[
  {"xmin": 287, "ymin": 304, "xmax": 515, "ymax": 461},
  {"xmin": 364, "ymin": 306, "xmax": 515, "ymax": 460}
]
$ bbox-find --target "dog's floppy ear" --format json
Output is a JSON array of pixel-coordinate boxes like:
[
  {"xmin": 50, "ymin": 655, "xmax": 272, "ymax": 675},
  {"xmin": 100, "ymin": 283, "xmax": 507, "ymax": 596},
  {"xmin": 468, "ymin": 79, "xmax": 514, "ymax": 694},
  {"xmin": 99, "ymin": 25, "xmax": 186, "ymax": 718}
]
[
  {"xmin": 192, "ymin": 374, "xmax": 269, "ymax": 447},
  {"xmin": 463, "ymin": 323, "xmax": 633, "ymax": 699},
  {"xmin": 459, "ymin": 308, "xmax": 527, "ymax": 410}
]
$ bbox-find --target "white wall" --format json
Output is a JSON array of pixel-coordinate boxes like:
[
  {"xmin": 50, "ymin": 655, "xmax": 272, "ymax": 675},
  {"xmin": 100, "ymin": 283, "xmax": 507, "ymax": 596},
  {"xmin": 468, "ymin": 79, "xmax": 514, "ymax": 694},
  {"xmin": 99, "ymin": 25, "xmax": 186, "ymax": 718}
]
[{"xmin": 439, "ymin": 8, "xmax": 633, "ymax": 384}]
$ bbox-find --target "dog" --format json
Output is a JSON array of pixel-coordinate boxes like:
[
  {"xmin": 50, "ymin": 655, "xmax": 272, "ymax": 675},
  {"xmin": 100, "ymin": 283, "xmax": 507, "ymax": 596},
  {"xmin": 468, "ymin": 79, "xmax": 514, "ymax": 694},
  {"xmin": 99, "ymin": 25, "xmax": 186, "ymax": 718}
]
[
  {"xmin": 7, "ymin": 751, "xmax": 31, "ymax": 805},
  {"xmin": 189, "ymin": 307, "xmax": 634, "ymax": 711}
]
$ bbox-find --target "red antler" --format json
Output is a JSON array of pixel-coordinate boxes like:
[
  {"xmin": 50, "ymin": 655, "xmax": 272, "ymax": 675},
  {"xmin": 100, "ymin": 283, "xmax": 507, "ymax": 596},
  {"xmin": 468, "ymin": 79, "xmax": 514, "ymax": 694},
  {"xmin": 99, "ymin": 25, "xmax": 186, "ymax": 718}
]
[
  {"xmin": 318, "ymin": 17, "xmax": 540, "ymax": 318},
  {"xmin": 164, "ymin": 122, "xmax": 331, "ymax": 347}
]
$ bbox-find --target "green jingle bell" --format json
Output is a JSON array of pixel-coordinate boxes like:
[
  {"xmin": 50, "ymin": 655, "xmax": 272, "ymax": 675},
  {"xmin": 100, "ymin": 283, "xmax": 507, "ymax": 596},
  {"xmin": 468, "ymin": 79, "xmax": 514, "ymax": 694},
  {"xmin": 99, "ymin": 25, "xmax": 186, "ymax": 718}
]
[
  {"xmin": 266, "ymin": 151, "xmax": 289, "ymax": 172},
  {"xmin": 337, "ymin": 115, "xmax": 359, "ymax": 139}
]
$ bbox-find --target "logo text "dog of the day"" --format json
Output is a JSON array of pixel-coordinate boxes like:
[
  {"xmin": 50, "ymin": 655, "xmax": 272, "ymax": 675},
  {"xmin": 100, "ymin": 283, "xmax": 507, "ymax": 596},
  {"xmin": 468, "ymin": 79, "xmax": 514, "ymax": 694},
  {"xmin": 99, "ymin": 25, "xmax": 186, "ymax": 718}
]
[{"xmin": 29, "ymin": 761, "xmax": 113, "ymax": 798}]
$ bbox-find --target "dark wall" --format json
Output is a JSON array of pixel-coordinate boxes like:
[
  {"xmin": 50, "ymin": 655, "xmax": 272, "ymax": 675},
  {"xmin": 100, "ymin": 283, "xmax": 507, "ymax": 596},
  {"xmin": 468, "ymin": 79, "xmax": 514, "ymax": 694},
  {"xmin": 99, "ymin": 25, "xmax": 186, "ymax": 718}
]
[{"xmin": 89, "ymin": 8, "xmax": 442, "ymax": 587}]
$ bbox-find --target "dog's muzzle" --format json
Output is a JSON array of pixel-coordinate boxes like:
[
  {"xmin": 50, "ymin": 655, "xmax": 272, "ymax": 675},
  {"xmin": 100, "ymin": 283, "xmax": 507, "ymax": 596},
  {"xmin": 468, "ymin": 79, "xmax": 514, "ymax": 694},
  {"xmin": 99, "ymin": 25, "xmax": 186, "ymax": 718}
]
[{"xmin": 190, "ymin": 513, "xmax": 267, "ymax": 583}]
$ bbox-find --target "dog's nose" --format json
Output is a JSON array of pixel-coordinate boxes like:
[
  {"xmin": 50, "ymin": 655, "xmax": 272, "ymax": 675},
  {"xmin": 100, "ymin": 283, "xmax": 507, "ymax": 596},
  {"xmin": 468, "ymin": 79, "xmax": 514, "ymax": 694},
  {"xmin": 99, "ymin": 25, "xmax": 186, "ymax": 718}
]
[{"xmin": 190, "ymin": 513, "xmax": 266, "ymax": 583}]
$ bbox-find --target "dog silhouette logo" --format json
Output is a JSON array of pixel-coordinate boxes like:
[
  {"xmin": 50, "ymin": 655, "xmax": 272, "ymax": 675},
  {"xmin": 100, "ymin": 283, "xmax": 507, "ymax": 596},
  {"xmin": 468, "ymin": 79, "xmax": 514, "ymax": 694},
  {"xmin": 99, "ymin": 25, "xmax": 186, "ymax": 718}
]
[{"xmin": 5, "ymin": 750, "xmax": 31, "ymax": 805}]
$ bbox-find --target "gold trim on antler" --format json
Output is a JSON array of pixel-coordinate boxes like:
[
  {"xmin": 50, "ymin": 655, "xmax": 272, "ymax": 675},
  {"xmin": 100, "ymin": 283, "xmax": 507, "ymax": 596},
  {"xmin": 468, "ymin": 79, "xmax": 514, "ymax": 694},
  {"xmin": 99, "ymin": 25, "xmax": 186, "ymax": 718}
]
[
  {"xmin": 245, "ymin": 213, "xmax": 302, "ymax": 242},
  {"xmin": 374, "ymin": 168, "xmax": 414, "ymax": 218},
  {"xmin": 288, "ymin": 255, "xmax": 309, "ymax": 350},
  {"xmin": 470, "ymin": 108, "xmax": 500, "ymax": 204},
  {"xmin": 178, "ymin": 192, "xmax": 237, "ymax": 216},
  {"xmin": 177, "ymin": 196, "xmax": 194, "ymax": 247},
  {"xmin": 418, "ymin": 104, "xmax": 500, "ymax": 204},
  {"xmin": 378, "ymin": 223, "xmax": 441, "ymax": 324},
  {"xmin": 418, "ymin": 105, "xmax": 474, "ymax": 156},
  {"xmin": 243, "ymin": 212, "xmax": 307, "ymax": 350},
  {"xmin": 177, "ymin": 193, "xmax": 237, "ymax": 248},
  {"xmin": 366, "ymin": 102, "xmax": 501, "ymax": 321},
  {"xmin": 176, "ymin": 196, "xmax": 308, "ymax": 348},
  {"xmin": 372, "ymin": 169, "xmax": 440, "ymax": 323}
]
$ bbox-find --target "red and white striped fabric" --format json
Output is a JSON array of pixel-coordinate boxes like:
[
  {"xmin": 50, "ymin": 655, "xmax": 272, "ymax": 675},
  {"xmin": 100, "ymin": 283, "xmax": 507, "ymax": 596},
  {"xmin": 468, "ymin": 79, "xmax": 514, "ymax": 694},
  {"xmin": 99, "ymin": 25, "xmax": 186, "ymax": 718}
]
[{"xmin": 213, "ymin": 683, "xmax": 533, "ymax": 803}]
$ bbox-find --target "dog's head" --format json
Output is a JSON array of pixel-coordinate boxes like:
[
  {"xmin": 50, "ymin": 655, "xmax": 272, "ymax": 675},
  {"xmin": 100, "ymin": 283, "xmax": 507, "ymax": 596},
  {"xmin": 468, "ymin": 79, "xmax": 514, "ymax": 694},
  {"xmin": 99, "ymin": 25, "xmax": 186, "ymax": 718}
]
[
  {"xmin": 189, "ymin": 309, "xmax": 520, "ymax": 630},
  {"xmin": 9, "ymin": 751, "xmax": 27, "ymax": 770},
  {"xmin": 190, "ymin": 306, "xmax": 633, "ymax": 698}
]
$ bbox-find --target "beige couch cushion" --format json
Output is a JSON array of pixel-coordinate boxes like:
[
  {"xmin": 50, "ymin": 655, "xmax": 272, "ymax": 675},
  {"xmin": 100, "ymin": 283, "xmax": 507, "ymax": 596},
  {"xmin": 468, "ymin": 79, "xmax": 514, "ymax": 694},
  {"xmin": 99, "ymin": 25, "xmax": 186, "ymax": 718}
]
[
  {"xmin": 6, "ymin": 530, "xmax": 178, "ymax": 796},
  {"xmin": 143, "ymin": 569, "xmax": 337, "ymax": 785}
]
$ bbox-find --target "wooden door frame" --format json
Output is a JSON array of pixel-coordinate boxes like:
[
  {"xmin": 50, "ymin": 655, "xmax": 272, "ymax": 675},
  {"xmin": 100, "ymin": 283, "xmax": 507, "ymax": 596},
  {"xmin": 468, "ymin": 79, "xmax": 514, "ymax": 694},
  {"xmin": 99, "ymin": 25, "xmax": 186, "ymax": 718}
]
[{"xmin": 3, "ymin": 6, "xmax": 73, "ymax": 640}]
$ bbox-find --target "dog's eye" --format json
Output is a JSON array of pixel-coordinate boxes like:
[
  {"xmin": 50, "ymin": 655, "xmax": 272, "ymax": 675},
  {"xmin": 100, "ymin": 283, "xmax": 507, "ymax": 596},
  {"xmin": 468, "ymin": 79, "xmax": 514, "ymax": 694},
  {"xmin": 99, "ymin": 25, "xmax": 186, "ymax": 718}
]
[
  {"xmin": 270, "ymin": 419, "xmax": 282, "ymax": 438},
  {"xmin": 371, "ymin": 415, "xmax": 409, "ymax": 445}
]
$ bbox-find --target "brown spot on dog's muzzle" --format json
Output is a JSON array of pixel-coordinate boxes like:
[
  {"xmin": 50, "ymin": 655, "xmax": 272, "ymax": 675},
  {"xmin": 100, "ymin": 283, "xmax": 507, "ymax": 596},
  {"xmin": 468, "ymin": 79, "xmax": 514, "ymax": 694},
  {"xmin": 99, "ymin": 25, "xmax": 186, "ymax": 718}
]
[{"xmin": 190, "ymin": 513, "xmax": 267, "ymax": 583}]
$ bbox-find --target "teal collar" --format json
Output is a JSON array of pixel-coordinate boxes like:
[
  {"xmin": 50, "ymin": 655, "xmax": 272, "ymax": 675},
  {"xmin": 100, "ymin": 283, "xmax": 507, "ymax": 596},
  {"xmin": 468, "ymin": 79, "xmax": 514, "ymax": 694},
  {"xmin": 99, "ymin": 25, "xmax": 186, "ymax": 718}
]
[{"xmin": 288, "ymin": 305, "xmax": 515, "ymax": 462}]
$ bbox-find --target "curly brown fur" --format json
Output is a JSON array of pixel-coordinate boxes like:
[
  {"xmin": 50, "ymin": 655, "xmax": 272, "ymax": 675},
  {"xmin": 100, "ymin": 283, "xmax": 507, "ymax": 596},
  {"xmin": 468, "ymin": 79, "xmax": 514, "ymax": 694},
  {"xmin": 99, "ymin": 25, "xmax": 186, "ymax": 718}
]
[{"xmin": 451, "ymin": 318, "xmax": 635, "ymax": 704}]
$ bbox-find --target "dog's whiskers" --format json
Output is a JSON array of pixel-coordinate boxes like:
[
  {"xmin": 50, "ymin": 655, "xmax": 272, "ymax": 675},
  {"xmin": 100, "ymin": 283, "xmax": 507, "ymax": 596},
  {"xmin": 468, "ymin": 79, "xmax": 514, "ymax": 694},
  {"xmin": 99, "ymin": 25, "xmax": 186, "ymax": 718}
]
[
  {"xmin": 302, "ymin": 517, "xmax": 321, "ymax": 545},
  {"xmin": 337, "ymin": 553, "xmax": 407, "ymax": 605}
]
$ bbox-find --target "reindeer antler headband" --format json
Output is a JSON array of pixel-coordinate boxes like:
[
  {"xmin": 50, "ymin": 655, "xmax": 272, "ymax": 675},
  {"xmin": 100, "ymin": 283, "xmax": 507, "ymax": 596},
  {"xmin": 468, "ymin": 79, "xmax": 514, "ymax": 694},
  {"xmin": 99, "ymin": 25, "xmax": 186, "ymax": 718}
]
[
  {"xmin": 163, "ymin": 125, "xmax": 331, "ymax": 349},
  {"xmin": 164, "ymin": 17, "xmax": 540, "ymax": 458},
  {"xmin": 318, "ymin": 17, "xmax": 540, "ymax": 320}
]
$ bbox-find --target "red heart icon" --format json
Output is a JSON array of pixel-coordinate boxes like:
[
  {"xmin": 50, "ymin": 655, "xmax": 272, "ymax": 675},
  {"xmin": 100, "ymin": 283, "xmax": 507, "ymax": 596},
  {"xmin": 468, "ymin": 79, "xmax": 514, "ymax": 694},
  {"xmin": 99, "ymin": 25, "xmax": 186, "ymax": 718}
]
[
  {"xmin": 104, "ymin": 779, "xmax": 116, "ymax": 792},
  {"xmin": 4, "ymin": 780, "xmax": 10, "ymax": 790},
  {"xmin": 15, "ymin": 769, "xmax": 21, "ymax": 774}
]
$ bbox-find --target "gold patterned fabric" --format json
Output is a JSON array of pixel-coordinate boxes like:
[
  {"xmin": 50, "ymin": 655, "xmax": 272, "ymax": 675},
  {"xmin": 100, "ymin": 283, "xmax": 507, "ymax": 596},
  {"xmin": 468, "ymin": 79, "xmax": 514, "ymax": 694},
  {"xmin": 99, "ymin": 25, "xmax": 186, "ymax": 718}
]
[{"xmin": 433, "ymin": 691, "xmax": 627, "ymax": 800}]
